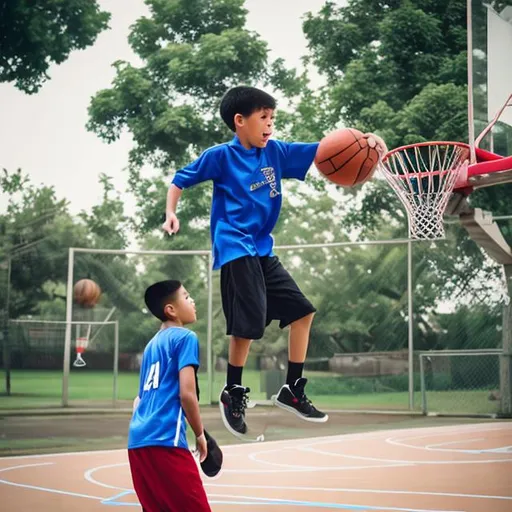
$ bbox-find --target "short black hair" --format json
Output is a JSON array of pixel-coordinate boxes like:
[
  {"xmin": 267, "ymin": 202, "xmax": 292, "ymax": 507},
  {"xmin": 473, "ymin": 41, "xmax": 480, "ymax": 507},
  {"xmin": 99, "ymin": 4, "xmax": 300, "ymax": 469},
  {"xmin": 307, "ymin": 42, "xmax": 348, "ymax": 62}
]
[
  {"xmin": 220, "ymin": 86, "xmax": 276, "ymax": 132},
  {"xmin": 144, "ymin": 280, "xmax": 182, "ymax": 322}
]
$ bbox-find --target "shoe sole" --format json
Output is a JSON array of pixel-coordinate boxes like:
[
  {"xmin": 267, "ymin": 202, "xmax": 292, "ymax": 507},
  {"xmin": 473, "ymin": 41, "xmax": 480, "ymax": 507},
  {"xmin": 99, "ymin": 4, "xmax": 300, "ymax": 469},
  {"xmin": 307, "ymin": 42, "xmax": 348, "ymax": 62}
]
[
  {"xmin": 274, "ymin": 397, "xmax": 329, "ymax": 423},
  {"xmin": 218, "ymin": 390, "xmax": 258, "ymax": 442}
]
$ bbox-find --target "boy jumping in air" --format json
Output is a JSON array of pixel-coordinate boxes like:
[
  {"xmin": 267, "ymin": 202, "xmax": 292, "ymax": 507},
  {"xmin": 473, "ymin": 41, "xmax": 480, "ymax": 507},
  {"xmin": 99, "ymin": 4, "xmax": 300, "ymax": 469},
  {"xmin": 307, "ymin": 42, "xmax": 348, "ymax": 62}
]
[{"xmin": 162, "ymin": 86, "xmax": 386, "ymax": 438}]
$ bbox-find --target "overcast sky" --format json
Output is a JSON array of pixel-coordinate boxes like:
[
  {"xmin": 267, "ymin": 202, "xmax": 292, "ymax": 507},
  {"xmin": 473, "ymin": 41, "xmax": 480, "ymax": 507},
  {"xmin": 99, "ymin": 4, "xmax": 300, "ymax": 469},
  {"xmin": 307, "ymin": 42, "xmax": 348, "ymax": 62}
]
[{"xmin": 0, "ymin": 0, "xmax": 331, "ymax": 216}]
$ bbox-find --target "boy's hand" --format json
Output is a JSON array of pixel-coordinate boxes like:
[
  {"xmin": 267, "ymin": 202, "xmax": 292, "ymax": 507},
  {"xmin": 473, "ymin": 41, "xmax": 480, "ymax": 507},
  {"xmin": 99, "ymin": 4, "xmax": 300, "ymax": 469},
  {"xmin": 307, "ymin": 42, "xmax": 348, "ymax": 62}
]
[
  {"xmin": 162, "ymin": 212, "xmax": 180, "ymax": 235},
  {"xmin": 196, "ymin": 432, "xmax": 208, "ymax": 462},
  {"xmin": 364, "ymin": 133, "xmax": 388, "ymax": 161}
]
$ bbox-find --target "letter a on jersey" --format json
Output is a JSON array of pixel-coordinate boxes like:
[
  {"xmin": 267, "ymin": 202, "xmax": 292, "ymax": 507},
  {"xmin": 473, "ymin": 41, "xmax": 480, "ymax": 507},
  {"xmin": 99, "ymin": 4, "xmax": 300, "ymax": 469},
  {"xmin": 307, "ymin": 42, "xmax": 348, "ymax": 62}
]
[{"xmin": 143, "ymin": 361, "xmax": 160, "ymax": 391}]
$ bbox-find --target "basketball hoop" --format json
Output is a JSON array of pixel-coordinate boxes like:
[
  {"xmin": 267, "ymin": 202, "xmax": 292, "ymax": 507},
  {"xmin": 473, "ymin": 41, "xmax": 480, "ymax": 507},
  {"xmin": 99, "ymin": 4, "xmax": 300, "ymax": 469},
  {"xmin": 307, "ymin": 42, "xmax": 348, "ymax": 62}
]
[
  {"xmin": 379, "ymin": 142, "xmax": 470, "ymax": 239},
  {"xmin": 73, "ymin": 324, "xmax": 91, "ymax": 368}
]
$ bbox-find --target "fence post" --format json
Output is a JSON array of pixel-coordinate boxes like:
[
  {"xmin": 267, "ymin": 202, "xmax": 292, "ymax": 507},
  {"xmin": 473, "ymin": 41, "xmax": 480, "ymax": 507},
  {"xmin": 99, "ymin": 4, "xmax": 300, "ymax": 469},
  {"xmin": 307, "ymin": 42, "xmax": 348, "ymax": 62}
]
[
  {"xmin": 2, "ymin": 256, "xmax": 12, "ymax": 396},
  {"xmin": 408, "ymin": 241, "xmax": 414, "ymax": 410},
  {"xmin": 419, "ymin": 354, "xmax": 427, "ymax": 414},
  {"xmin": 113, "ymin": 320, "xmax": 119, "ymax": 406},
  {"xmin": 500, "ymin": 264, "xmax": 512, "ymax": 416},
  {"xmin": 62, "ymin": 248, "xmax": 74, "ymax": 407}
]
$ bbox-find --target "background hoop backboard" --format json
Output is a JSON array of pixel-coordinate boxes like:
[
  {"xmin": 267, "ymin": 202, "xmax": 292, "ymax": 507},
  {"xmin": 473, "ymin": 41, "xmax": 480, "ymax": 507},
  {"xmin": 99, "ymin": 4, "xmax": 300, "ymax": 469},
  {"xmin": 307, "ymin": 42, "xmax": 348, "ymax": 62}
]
[{"xmin": 470, "ymin": 1, "xmax": 512, "ymax": 156}]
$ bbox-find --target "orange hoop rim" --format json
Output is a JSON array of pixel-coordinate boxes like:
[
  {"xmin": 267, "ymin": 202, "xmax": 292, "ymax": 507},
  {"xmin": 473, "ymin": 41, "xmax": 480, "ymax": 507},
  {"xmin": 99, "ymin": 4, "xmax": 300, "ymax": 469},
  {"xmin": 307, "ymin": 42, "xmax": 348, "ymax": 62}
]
[{"xmin": 382, "ymin": 141, "xmax": 470, "ymax": 163}]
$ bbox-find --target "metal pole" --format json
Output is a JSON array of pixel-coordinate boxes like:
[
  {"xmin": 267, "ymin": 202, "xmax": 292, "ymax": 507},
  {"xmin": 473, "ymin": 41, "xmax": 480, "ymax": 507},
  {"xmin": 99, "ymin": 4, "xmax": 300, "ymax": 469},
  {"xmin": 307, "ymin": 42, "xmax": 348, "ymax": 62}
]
[
  {"xmin": 62, "ymin": 248, "xmax": 74, "ymax": 407},
  {"xmin": 467, "ymin": 0, "xmax": 476, "ymax": 164},
  {"xmin": 501, "ymin": 265, "xmax": 512, "ymax": 416},
  {"xmin": 3, "ymin": 256, "xmax": 12, "ymax": 395},
  {"xmin": 419, "ymin": 354, "xmax": 427, "ymax": 415},
  {"xmin": 113, "ymin": 320, "xmax": 119, "ymax": 406},
  {"xmin": 207, "ymin": 253, "xmax": 214, "ymax": 405},
  {"xmin": 408, "ymin": 241, "xmax": 414, "ymax": 410}
]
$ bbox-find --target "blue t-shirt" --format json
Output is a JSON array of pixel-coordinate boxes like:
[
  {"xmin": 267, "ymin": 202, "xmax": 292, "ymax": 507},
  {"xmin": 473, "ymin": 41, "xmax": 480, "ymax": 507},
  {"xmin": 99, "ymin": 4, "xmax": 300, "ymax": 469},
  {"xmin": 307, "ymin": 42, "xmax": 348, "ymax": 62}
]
[
  {"xmin": 172, "ymin": 136, "xmax": 319, "ymax": 269},
  {"xmin": 128, "ymin": 327, "xmax": 200, "ymax": 450}
]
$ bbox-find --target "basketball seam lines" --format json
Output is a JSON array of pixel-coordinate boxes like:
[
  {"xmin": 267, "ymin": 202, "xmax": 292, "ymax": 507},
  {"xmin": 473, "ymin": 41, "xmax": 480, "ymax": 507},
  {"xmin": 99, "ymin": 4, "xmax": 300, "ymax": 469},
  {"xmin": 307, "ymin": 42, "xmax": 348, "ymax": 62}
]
[
  {"xmin": 324, "ymin": 147, "xmax": 366, "ymax": 177},
  {"xmin": 316, "ymin": 131, "xmax": 363, "ymax": 165}
]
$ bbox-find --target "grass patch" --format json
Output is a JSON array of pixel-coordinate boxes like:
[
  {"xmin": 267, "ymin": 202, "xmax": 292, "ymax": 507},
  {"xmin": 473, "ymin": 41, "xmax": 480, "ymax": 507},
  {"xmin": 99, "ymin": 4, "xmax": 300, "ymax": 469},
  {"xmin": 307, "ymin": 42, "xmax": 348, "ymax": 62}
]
[{"xmin": 0, "ymin": 370, "xmax": 500, "ymax": 414}]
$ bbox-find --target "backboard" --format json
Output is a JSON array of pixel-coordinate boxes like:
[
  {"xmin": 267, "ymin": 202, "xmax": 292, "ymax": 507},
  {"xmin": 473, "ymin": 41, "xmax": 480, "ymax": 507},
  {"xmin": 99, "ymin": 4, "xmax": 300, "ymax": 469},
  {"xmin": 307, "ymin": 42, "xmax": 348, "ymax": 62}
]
[{"xmin": 459, "ymin": 0, "xmax": 512, "ymax": 192}]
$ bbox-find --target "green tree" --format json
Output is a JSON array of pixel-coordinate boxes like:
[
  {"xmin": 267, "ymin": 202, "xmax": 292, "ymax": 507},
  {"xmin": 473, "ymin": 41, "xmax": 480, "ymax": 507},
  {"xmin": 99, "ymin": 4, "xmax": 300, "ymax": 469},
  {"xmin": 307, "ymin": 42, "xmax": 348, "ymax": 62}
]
[
  {"xmin": 0, "ymin": 169, "xmax": 134, "ymax": 319},
  {"xmin": 0, "ymin": 0, "xmax": 110, "ymax": 94}
]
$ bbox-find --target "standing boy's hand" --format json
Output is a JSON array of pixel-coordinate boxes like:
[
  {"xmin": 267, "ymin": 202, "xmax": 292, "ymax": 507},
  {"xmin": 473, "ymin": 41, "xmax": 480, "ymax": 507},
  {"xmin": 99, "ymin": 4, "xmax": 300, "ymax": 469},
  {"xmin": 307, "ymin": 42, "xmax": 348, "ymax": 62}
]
[
  {"xmin": 196, "ymin": 432, "xmax": 208, "ymax": 462},
  {"xmin": 162, "ymin": 212, "xmax": 180, "ymax": 235}
]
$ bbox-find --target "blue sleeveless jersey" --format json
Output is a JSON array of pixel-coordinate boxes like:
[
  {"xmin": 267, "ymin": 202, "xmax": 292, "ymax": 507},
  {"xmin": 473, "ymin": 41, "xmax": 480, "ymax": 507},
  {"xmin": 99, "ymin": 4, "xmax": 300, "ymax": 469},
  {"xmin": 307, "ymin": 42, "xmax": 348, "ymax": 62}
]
[{"xmin": 128, "ymin": 327, "xmax": 200, "ymax": 450}]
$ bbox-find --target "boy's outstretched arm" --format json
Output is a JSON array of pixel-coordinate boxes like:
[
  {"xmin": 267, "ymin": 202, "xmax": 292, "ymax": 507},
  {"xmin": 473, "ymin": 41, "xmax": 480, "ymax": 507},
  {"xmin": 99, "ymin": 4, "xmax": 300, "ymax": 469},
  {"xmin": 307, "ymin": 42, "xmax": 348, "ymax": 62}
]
[
  {"xmin": 179, "ymin": 365, "xmax": 207, "ymax": 461},
  {"xmin": 162, "ymin": 184, "xmax": 182, "ymax": 234}
]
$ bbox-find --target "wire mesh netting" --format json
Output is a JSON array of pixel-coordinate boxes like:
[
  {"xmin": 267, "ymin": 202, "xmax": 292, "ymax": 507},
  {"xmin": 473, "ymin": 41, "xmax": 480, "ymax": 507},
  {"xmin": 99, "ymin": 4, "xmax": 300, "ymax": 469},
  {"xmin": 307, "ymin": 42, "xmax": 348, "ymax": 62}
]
[
  {"xmin": 1, "ymin": 250, "xmax": 211, "ymax": 409},
  {"xmin": 1, "ymin": 217, "xmax": 511, "ymax": 415},
  {"xmin": 8, "ymin": 319, "xmax": 117, "ymax": 408},
  {"xmin": 419, "ymin": 351, "xmax": 503, "ymax": 416}
]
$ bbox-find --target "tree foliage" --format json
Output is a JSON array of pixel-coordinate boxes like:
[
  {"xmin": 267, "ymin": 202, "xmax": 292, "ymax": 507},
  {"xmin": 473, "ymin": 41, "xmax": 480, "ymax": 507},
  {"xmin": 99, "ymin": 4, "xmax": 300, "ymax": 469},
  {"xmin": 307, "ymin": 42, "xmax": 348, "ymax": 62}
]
[{"xmin": 0, "ymin": 0, "xmax": 110, "ymax": 93}]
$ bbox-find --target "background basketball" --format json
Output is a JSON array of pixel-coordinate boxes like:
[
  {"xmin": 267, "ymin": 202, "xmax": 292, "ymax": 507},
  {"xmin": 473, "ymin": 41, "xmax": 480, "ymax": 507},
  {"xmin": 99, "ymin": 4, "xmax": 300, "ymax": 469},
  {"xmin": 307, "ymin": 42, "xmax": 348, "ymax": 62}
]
[
  {"xmin": 73, "ymin": 279, "xmax": 101, "ymax": 308},
  {"xmin": 314, "ymin": 128, "xmax": 380, "ymax": 187}
]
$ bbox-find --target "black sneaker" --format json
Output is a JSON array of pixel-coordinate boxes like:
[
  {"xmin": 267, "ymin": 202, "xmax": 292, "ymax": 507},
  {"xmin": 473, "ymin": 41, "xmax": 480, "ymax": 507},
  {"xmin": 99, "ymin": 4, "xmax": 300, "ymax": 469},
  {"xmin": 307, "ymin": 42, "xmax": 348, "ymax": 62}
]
[
  {"xmin": 219, "ymin": 385, "xmax": 250, "ymax": 437},
  {"xmin": 275, "ymin": 377, "xmax": 328, "ymax": 422}
]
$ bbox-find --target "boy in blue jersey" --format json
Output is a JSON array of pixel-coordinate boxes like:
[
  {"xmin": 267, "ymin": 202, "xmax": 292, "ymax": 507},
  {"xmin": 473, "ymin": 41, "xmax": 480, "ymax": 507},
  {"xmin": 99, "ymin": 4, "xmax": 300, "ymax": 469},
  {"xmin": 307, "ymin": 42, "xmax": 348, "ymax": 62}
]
[
  {"xmin": 162, "ymin": 86, "xmax": 386, "ymax": 438},
  {"xmin": 128, "ymin": 280, "xmax": 211, "ymax": 512}
]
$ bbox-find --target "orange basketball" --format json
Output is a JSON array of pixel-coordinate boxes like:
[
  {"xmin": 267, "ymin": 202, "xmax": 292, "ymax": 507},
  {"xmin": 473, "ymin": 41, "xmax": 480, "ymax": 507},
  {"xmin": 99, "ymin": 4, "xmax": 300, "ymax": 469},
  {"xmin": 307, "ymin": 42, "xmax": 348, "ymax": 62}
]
[
  {"xmin": 73, "ymin": 279, "xmax": 101, "ymax": 308},
  {"xmin": 314, "ymin": 128, "xmax": 380, "ymax": 187}
]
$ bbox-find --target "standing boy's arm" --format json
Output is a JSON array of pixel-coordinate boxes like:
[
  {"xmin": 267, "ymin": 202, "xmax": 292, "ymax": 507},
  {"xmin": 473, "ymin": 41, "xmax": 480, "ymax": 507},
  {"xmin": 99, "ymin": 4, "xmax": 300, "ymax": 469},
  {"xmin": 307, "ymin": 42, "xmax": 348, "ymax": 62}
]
[
  {"xmin": 179, "ymin": 365, "xmax": 207, "ymax": 461},
  {"xmin": 179, "ymin": 366, "xmax": 203, "ymax": 437}
]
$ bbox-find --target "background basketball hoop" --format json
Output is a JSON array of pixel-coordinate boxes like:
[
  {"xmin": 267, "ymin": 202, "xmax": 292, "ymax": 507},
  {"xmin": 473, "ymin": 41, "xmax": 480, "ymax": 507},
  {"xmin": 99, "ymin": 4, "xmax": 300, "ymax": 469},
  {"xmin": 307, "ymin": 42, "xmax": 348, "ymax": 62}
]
[{"xmin": 73, "ymin": 325, "xmax": 91, "ymax": 368}]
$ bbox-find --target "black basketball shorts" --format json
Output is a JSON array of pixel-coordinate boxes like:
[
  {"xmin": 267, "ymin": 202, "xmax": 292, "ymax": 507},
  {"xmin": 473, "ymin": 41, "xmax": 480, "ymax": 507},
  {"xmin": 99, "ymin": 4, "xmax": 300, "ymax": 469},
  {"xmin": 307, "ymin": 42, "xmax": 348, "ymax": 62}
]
[{"xmin": 220, "ymin": 255, "xmax": 316, "ymax": 340}]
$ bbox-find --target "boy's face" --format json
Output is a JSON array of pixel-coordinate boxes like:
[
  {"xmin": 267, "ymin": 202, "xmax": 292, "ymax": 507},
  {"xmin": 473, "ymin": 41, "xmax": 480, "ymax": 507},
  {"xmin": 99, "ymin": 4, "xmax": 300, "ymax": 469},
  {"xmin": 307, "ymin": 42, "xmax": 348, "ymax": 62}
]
[
  {"xmin": 235, "ymin": 108, "xmax": 274, "ymax": 148},
  {"xmin": 165, "ymin": 286, "xmax": 196, "ymax": 325}
]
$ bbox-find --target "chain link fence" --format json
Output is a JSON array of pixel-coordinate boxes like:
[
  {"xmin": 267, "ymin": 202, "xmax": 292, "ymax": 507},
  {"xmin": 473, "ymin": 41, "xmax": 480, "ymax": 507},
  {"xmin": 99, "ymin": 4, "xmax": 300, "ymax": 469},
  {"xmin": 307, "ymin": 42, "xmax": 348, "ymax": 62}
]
[
  {"xmin": 419, "ymin": 350, "xmax": 503, "ymax": 416},
  {"xmin": 1, "ymin": 216, "xmax": 511, "ymax": 415}
]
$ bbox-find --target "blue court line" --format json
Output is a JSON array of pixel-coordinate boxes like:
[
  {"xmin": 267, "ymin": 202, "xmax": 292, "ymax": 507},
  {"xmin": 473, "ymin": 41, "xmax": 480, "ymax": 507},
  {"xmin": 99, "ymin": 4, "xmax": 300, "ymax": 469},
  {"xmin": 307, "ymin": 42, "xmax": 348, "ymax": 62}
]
[
  {"xmin": 102, "ymin": 490, "xmax": 138, "ymax": 506},
  {"xmin": 102, "ymin": 492, "xmax": 459, "ymax": 512}
]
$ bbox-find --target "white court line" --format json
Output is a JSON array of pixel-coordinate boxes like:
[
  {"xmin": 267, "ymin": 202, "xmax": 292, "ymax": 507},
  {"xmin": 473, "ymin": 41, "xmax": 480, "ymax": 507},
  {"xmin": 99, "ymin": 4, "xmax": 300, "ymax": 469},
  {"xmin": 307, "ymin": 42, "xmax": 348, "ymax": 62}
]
[
  {"xmin": 248, "ymin": 432, "xmax": 512, "ymax": 472},
  {"xmin": 424, "ymin": 438, "xmax": 484, "ymax": 450},
  {"xmin": 0, "ymin": 462, "xmax": 103, "ymax": 501},
  {"xmin": 205, "ymin": 483, "xmax": 512, "ymax": 502},
  {"xmin": 0, "ymin": 462, "xmax": 53, "ymax": 473},
  {"xmin": 225, "ymin": 461, "xmax": 414, "ymax": 474},
  {"xmin": 299, "ymin": 444, "xmax": 512, "ymax": 466},
  {"xmin": 386, "ymin": 430, "xmax": 512, "ymax": 455},
  {"xmin": 0, "ymin": 448, "xmax": 126, "ymax": 461},
  {"xmin": 206, "ymin": 493, "xmax": 463, "ymax": 512},
  {"xmin": 84, "ymin": 462, "xmax": 132, "ymax": 492}
]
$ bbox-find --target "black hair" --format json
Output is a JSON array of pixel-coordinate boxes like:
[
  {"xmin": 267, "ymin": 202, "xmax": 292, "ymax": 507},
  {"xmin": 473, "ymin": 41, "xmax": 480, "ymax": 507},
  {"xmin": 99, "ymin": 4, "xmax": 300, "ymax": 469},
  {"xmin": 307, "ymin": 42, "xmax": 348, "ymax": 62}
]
[
  {"xmin": 220, "ymin": 86, "xmax": 276, "ymax": 132},
  {"xmin": 144, "ymin": 280, "xmax": 182, "ymax": 322}
]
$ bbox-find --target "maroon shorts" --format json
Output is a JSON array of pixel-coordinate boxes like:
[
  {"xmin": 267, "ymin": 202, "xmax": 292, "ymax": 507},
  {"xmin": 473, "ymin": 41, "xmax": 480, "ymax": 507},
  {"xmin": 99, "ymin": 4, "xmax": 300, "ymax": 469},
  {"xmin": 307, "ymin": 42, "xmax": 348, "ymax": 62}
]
[{"xmin": 128, "ymin": 446, "xmax": 211, "ymax": 512}]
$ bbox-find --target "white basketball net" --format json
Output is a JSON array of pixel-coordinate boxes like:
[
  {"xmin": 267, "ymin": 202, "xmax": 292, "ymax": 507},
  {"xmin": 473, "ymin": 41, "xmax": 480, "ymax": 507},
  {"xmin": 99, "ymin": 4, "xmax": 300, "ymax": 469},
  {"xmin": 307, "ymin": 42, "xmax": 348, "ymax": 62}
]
[{"xmin": 379, "ymin": 143, "xmax": 470, "ymax": 239}]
